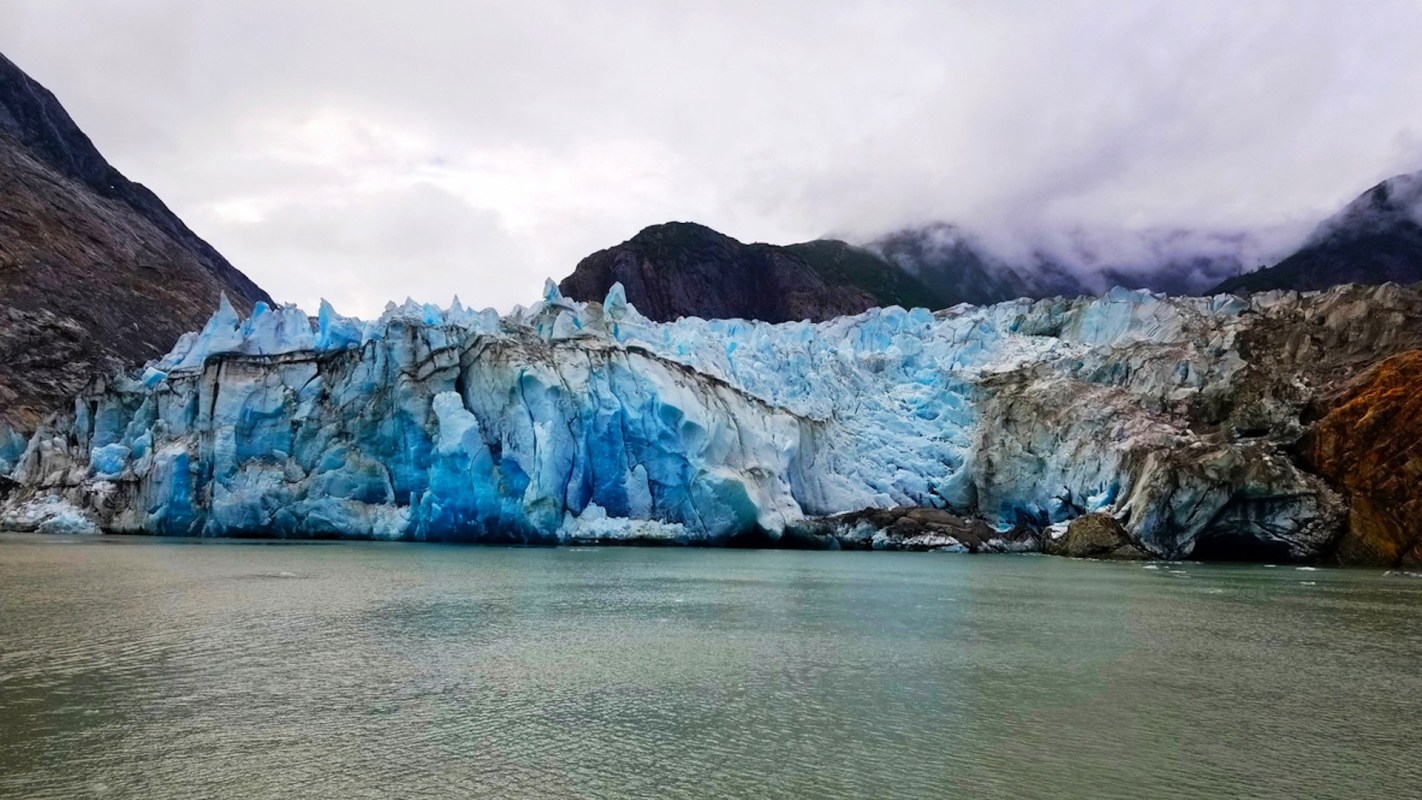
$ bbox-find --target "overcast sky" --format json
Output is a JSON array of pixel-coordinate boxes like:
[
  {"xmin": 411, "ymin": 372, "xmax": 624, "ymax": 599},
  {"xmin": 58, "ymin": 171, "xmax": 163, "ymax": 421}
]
[{"xmin": 3, "ymin": 0, "xmax": 1422, "ymax": 316}]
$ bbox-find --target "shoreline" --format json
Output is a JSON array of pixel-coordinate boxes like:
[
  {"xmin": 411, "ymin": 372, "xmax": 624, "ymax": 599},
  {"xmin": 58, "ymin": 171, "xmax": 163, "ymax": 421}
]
[{"xmin": 0, "ymin": 526, "xmax": 1394, "ymax": 571}]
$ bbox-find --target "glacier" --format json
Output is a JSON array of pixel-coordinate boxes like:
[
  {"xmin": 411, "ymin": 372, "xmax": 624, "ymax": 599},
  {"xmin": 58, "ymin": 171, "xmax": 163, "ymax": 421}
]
[{"xmin": 6, "ymin": 278, "xmax": 1420, "ymax": 559}]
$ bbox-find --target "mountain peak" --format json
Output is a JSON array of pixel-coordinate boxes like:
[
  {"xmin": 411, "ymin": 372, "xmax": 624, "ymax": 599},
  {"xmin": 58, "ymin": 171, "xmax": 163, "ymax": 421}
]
[
  {"xmin": 1310, "ymin": 169, "xmax": 1422, "ymax": 244},
  {"xmin": 631, "ymin": 220, "xmax": 730, "ymax": 240},
  {"xmin": 0, "ymin": 52, "xmax": 113, "ymax": 194},
  {"xmin": 0, "ymin": 50, "xmax": 273, "ymax": 430},
  {"xmin": 1214, "ymin": 169, "xmax": 1422, "ymax": 294},
  {"xmin": 558, "ymin": 222, "xmax": 936, "ymax": 322}
]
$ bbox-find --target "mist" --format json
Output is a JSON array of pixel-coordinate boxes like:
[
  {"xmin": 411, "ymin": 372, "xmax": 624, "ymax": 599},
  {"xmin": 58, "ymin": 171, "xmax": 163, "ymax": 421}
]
[{"xmin": 2, "ymin": 0, "xmax": 1420, "ymax": 316}]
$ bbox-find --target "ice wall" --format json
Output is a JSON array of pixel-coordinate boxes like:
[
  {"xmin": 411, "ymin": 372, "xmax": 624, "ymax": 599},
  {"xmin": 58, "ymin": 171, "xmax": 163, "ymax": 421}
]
[{"xmin": 7, "ymin": 279, "xmax": 1403, "ymax": 558}]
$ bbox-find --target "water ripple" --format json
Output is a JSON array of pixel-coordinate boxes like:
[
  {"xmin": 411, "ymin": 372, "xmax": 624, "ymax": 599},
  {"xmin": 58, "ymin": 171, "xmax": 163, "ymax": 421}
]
[{"xmin": 1, "ymin": 535, "xmax": 1420, "ymax": 799}]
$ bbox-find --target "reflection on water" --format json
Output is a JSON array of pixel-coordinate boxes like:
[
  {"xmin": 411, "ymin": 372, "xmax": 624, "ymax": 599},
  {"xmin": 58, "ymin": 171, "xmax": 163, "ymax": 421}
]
[{"xmin": 1, "ymin": 533, "xmax": 1420, "ymax": 799}]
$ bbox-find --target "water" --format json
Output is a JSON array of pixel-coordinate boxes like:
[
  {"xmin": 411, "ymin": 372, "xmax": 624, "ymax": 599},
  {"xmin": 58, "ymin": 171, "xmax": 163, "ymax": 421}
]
[{"xmin": 1, "ymin": 534, "xmax": 1420, "ymax": 799}]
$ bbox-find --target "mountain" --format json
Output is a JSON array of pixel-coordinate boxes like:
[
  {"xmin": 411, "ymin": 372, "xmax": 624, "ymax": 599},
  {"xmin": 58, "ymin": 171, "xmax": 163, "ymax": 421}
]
[
  {"xmin": 557, "ymin": 222, "xmax": 937, "ymax": 322},
  {"xmin": 560, "ymin": 220, "xmax": 1281, "ymax": 324},
  {"xmin": 1214, "ymin": 170, "xmax": 1422, "ymax": 294},
  {"xmin": 862, "ymin": 223, "xmax": 1047, "ymax": 307},
  {"xmin": 0, "ymin": 51, "xmax": 271, "ymax": 432},
  {"xmin": 868, "ymin": 223, "xmax": 1272, "ymax": 303}
]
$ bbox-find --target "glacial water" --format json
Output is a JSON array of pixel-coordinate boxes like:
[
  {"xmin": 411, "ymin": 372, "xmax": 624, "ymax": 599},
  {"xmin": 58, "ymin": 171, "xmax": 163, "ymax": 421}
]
[{"xmin": 1, "ymin": 533, "xmax": 1419, "ymax": 799}]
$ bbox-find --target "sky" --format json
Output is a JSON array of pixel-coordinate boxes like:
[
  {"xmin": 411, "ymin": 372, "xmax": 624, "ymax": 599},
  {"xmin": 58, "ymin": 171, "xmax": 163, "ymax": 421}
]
[{"xmin": 3, "ymin": 0, "xmax": 1422, "ymax": 317}]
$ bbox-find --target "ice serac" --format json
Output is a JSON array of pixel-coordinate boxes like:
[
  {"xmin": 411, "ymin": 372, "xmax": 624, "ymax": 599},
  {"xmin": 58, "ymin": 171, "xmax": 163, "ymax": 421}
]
[{"xmin": 5, "ymin": 280, "xmax": 1422, "ymax": 561}]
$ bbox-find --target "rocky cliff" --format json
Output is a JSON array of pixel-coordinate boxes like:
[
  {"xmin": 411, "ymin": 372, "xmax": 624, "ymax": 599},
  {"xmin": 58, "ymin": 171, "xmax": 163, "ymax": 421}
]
[
  {"xmin": 1302, "ymin": 351, "xmax": 1422, "ymax": 567},
  {"xmin": 4, "ymin": 280, "xmax": 1419, "ymax": 564},
  {"xmin": 0, "ymin": 52, "xmax": 271, "ymax": 435}
]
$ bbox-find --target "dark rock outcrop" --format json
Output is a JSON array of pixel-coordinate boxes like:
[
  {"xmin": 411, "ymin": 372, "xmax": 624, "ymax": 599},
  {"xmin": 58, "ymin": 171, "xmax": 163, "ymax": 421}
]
[
  {"xmin": 1045, "ymin": 513, "xmax": 1149, "ymax": 560},
  {"xmin": 557, "ymin": 222, "xmax": 938, "ymax": 323},
  {"xmin": 1215, "ymin": 170, "xmax": 1422, "ymax": 295},
  {"xmin": 1301, "ymin": 351, "xmax": 1422, "ymax": 568},
  {"xmin": 0, "ymin": 51, "xmax": 271, "ymax": 430}
]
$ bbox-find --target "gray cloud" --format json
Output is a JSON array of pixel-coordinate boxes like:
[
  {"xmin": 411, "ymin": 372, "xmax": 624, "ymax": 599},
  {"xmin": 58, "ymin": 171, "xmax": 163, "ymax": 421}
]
[{"xmin": 3, "ymin": 0, "xmax": 1421, "ymax": 316}]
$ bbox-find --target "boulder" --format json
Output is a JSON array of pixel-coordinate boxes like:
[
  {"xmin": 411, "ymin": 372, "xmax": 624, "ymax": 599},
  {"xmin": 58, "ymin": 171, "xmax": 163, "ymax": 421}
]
[{"xmin": 1046, "ymin": 513, "xmax": 1150, "ymax": 560}]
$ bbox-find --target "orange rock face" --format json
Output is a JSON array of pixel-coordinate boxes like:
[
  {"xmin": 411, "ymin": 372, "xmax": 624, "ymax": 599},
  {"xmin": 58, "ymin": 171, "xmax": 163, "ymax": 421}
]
[{"xmin": 1302, "ymin": 351, "xmax": 1422, "ymax": 567}]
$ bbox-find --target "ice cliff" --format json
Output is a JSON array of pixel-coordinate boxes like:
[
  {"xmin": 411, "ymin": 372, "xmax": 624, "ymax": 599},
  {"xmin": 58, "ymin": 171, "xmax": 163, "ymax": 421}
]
[{"xmin": 5, "ymin": 279, "xmax": 1421, "ymax": 560}]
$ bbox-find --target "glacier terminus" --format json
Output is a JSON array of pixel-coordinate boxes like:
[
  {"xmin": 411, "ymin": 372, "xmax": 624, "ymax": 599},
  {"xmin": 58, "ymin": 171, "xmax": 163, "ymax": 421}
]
[{"xmin": 5, "ymin": 278, "xmax": 1420, "ymax": 562}]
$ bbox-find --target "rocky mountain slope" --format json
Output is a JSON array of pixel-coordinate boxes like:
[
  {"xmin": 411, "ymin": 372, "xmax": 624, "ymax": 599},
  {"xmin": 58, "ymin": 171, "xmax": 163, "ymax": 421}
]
[
  {"xmin": 5, "ymin": 280, "xmax": 1420, "ymax": 566},
  {"xmin": 557, "ymin": 222, "xmax": 936, "ymax": 322},
  {"xmin": 0, "ymin": 52, "xmax": 271, "ymax": 434},
  {"xmin": 1215, "ymin": 170, "xmax": 1422, "ymax": 294},
  {"xmin": 864, "ymin": 223, "xmax": 1263, "ymax": 305},
  {"xmin": 862, "ymin": 223, "xmax": 1047, "ymax": 308}
]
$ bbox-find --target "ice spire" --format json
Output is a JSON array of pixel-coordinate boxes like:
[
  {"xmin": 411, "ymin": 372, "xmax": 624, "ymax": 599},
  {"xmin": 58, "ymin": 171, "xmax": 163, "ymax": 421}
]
[
  {"xmin": 543, "ymin": 278, "xmax": 563, "ymax": 304},
  {"xmin": 604, "ymin": 282, "xmax": 628, "ymax": 321}
]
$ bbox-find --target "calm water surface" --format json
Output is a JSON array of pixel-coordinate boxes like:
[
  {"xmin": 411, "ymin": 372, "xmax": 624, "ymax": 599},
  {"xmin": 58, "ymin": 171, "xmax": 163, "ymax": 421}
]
[{"xmin": 1, "ymin": 533, "xmax": 1420, "ymax": 799}]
